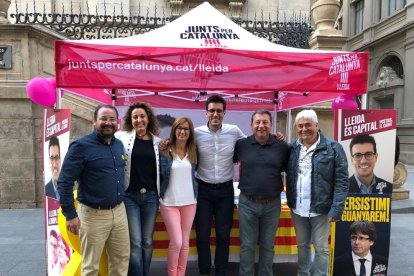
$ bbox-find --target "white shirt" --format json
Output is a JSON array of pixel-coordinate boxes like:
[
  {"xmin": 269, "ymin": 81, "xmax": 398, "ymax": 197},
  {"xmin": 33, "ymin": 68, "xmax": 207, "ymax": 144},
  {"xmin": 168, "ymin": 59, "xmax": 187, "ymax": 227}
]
[
  {"xmin": 195, "ymin": 123, "xmax": 245, "ymax": 183},
  {"xmin": 159, "ymin": 155, "xmax": 197, "ymax": 206},
  {"xmin": 292, "ymin": 134, "xmax": 321, "ymax": 217},
  {"xmin": 352, "ymin": 251, "xmax": 373, "ymax": 276}
]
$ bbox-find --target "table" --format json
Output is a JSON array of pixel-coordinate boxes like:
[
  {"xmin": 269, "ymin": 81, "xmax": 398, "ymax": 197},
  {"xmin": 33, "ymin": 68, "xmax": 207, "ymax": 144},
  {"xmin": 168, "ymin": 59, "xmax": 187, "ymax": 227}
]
[{"xmin": 153, "ymin": 190, "xmax": 298, "ymax": 263}]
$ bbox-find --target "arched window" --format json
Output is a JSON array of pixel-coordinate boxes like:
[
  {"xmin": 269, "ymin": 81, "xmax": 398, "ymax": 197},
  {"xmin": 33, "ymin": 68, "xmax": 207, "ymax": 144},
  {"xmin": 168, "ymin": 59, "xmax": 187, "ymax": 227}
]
[{"xmin": 377, "ymin": 55, "xmax": 404, "ymax": 79}]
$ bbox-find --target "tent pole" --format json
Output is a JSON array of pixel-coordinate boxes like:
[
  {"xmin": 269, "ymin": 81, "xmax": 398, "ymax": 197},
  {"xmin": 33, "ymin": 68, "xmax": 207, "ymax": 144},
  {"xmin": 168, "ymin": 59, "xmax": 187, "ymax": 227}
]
[
  {"xmin": 56, "ymin": 88, "xmax": 62, "ymax": 109},
  {"xmin": 287, "ymin": 109, "xmax": 292, "ymax": 143},
  {"xmin": 273, "ymin": 104, "xmax": 277, "ymax": 134},
  {"xmin": 112, "ymin": 89, "xmax": 116, "ymax": 106},
  {"xmin": 361, "ymin": 94, "xmax": 367, "ymax": 109}
]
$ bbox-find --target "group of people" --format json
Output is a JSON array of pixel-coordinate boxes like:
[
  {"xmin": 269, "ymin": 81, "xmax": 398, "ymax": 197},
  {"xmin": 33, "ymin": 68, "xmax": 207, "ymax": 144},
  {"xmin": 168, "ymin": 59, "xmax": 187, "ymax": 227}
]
[{"xmin": 56, "ymin": 94, "xmax": 392, "ymax": 276}]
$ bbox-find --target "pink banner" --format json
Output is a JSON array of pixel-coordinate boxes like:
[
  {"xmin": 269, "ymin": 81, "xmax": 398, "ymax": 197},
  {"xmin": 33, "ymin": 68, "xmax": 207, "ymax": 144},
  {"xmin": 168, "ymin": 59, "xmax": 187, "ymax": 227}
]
[
  {"xmin": 340, "ymin": 109, "xmax": 396, "ymax": 141},
  {"xmin": 55, "ymin": 43, "xmax": 369, "ymax": 95}
]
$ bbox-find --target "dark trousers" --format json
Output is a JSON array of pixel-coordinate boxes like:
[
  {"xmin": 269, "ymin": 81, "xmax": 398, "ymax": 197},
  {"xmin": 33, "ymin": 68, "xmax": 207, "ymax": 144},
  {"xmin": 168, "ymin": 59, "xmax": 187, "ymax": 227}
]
[{"xmin": 195, "ymin": 179, "xmax": 234, "ymax": 276}]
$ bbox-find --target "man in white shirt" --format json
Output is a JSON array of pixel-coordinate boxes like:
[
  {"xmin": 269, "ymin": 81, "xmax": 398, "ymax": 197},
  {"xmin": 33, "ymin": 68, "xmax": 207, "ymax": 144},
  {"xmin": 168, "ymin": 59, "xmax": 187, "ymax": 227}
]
[
  {"xmin": 195, "ymin": 95, "xmax": 244, "ymax": 276},
  {"xmin": 333, "ymin": 220, "xmax": 388, "ymax": 276}
]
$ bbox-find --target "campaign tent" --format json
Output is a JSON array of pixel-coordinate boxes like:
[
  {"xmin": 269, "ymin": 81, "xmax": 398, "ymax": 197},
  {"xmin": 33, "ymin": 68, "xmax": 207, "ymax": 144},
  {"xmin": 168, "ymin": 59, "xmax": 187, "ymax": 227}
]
[{"xmin": 54, "ymin": 2, "xmax": 369, "ymax": 111}]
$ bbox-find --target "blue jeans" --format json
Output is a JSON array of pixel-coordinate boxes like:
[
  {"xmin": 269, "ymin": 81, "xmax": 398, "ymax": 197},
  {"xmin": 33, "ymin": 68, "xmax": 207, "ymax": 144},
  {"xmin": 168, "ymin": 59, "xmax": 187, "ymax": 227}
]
[
  {"xmin": 290, "ymin": 212, "xmax": 330, "ymax": 276},
  {"xmin": 124, "ymin": 191, "xmax": 159, "ymax": 276},
  {"xmin": 195, "ymin": 180, "xmax": 234, "ymax": 276},
  {"xmin": 238, "ymin": 193, "xmax": 281, "ymax": 276}
]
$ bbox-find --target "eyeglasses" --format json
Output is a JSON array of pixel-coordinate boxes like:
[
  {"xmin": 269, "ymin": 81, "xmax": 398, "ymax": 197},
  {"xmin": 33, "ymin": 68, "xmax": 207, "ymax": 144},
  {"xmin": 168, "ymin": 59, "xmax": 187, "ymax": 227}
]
[
  {"xmin": 352, "ymin": 152, "xmax": 376, "ymax": 161},
  {"xmin": 207, "ymin": 109, "xmax": 224, "ymax": 115},
  {"xmin": 350, "ymin": 235, "xmax": 371, "ymax": 242},
  {"xmin": 49, "ymin": 155, "xmax": 60, "ymax": 161},
  {"xmin": 177, "ymin": 127, "xmax": 190, "ymax": 132}
]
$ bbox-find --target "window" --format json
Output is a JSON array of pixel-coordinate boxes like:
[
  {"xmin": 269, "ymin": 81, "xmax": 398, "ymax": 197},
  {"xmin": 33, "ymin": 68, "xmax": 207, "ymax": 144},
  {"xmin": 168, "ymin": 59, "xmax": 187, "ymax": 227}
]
[
  {"xmin": 388, "ymin": 0, "xmax": 397, "ymax": 15},
  {"xmin": 353, "ymin": 0, "xmax": 364, "ymax": 35},
  {"xmin": 378, "ymin": 55, "xmax": 404, "ymax": 79},
  {"xmin": 379, "ymin": 0, "xmax": 407, "ymax": 20}
]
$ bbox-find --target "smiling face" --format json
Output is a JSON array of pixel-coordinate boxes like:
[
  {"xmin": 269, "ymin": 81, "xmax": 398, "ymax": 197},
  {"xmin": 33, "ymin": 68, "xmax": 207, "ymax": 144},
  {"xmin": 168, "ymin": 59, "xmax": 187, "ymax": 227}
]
[
  {"xmin": 296, "ymin": 117, "xmax": 319, "ymax": 147},
  {"xmin": 93, "ymin": 107, "xmax": 117, "ymax": 140},
  {"xmin": 206, "ymin": 102, "xmax": 225, "ymax": 131},
  {"xmin": 351, "ymin": 143, "xmax": 377, "ymax": 180},
  {"xmin": 175, "ymin": 121, "xmax": 190, "ymax": 143},
  {"xmin": 251, "ymin": 113, "xmax": 272, "ymax": 142},
  {"xmin": 49, "ymin": 145, "xmax": 61, "ymax": 183},
  {"xmin": 351, "ymin": 231, "xmax": 374, "ymax": 257},
  {"xmin": 131, "ymin": 108, "xmax": 149, "ymax": 134}
]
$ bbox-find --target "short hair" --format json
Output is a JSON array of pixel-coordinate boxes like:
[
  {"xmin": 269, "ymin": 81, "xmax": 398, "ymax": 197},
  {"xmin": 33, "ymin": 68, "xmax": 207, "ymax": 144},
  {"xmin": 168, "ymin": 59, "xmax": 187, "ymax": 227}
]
[
  {"xmin": 349, "ymin": 220, "xmax": 377, "ymax": 242},
  {"xmin": 206, "ymin": 95, "xmax": 226, "ymax": 111},
  {"xmin": 294, "ymin": 109, "xmax": 318, "ymax": 126},
  {"xmin": 251, "ymin": 109, "xmax": 272, "ymax": 124},
  {"xmin": 49, "ymin": 136, "xmax": 60, "ymax": 156},
  {"xmin": 350, "ymin": 134, "xmax": 377, "ymax": 154},
  {"xmin": 122, "ymin": 102, "xmax": 160, "ymax": 135},
  {"xmin": 93, "ymin": 105, "xmax": 118, "ymax": 120}
]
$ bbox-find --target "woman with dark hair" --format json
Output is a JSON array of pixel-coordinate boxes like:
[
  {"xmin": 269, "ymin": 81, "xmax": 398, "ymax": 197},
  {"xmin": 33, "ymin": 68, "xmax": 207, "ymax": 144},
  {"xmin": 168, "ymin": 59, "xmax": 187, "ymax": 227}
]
[
  {"xmin": 159, "ymin": 117, "xmax": 198, "ymax": 276},
  {"xmin": 115, "ymin": 102, "xmax": 161, "ymax": 276}
]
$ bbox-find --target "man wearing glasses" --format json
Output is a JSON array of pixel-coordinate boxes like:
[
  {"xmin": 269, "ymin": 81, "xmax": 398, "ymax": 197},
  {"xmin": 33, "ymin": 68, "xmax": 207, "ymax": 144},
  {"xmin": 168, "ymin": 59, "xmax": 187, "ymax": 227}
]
[
  {"xmin": 195, "ymin": 95, "xmax": 245, "ymax": 276},
  {"xmin": 45, "ymin": 136, "xmax": 61, "ymax": 200},
  {"xmin": 333, "ymin": 220, "xmax": 388, "ymax": 276},
  {"xmin": 349, "ymin": 134, "xmax": 393, "ymax": 194}
]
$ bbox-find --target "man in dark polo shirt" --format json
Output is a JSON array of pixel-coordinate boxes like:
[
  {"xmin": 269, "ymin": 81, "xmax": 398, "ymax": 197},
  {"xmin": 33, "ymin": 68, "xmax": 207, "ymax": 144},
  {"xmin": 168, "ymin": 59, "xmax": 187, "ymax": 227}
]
[
  {"xmin": 234, "ymin": 109, "xmax": 290, "ymax": 276},
  {"xmin": 58, "ymin": 105, "xmax": 130, "ymax": 276}
]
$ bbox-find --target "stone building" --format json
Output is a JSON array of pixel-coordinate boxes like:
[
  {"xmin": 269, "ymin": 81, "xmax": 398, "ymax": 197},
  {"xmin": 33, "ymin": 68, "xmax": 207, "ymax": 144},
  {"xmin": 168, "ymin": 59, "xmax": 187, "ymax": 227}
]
[
  {"xmin": 0, "ymin": 0, "xmax": 312, "ymax": 208},
  {"xmin": 340, "ymin": 0, "xmax": 414, "ymax": 164}
]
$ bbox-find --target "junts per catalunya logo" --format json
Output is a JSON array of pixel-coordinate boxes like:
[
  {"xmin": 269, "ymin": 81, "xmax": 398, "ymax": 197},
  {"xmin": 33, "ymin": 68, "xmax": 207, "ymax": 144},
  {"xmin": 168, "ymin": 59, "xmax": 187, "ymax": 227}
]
[
  {"xmin": 329, "ymin": 54, "xmax": 361, "ymax": 91},
  {"xmin": 180, "ymin": 25, "xmax": 240, "ymax": 48}
]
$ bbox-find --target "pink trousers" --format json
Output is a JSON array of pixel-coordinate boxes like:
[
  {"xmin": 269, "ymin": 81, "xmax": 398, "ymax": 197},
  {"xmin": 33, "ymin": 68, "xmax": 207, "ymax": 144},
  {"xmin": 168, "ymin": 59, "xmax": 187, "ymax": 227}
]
[{"xmin": 160, "ymin": 204, "xmax": 197, "ymax": 276}]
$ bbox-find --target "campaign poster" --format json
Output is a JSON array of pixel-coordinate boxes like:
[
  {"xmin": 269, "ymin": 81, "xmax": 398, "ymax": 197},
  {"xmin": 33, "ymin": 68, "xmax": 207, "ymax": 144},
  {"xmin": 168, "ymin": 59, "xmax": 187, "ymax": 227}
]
[
  {"xmin": 332, "ymin": 195, "xmax": 391, "ymax": 276},
  {"xmin": 330, "ymin": 109, "xmax": 396, "ymax": 276},
  {"xmin": 43, "ymin": 109, "xmax": 71, "ymax": 276}
]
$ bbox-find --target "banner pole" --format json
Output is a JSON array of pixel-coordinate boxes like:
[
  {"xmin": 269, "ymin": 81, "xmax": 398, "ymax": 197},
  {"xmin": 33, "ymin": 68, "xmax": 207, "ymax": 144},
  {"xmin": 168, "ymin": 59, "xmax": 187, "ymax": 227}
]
[{"xmin": 56, "ymin": 88, "xmax": 62, "ymax": 109}]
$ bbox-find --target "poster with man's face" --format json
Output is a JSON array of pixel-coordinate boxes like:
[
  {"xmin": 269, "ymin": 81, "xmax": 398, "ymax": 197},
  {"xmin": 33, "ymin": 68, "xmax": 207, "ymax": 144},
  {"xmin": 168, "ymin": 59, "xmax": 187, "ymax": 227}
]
[
  {"xmin": 42, "ymin": 109, "xmax": 71, "ymax": 276},
  {"xmin": 330, "ymin": 109, "xmax": 396, "ymax": 276},
  {"xmin": 44, "ymin": 132, "xmax": 70, "ymax": 200}
]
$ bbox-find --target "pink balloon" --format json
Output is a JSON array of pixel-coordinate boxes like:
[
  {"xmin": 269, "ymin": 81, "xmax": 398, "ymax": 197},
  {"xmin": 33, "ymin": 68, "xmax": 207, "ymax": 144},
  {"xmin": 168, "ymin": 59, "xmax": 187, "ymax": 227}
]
[
  {"xmin": 26, "ymin": 77, "xmax": 57, "ymax": 106},
  {"xmin": 45, "ymin": 77, "xmax": 56, "ymax": 88},
  {"xmin": 45, "ymin": 77, "xmax": 63, "ymax": 97},
  {"xmin": 331, "ymin": 94, "xmax": 358, "ymax": 110}
]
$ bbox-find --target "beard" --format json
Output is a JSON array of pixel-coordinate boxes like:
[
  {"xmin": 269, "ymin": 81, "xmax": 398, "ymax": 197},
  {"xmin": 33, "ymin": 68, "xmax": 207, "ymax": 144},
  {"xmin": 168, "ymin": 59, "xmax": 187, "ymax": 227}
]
[{"xmin": 96, "ymin": 125, "xmax": 115, "ymax": 139}]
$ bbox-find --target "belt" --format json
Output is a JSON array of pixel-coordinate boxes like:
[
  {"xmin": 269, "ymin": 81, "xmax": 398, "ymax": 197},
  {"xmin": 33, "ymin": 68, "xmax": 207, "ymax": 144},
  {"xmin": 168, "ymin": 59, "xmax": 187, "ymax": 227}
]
[
  {"xmin": 197, "ymin": 179, "xmax": 232, "ymax": 189},
  {"xmin": 126, "ymin": 188, "xmax": 154, "ymax": 195},
  {"xmin": 241, "ymin": 192, "xmax": 276, "ymax": 204},
  {"xmin": 82, "ymin": 202, "xmax": 121, "ymax": 210}
]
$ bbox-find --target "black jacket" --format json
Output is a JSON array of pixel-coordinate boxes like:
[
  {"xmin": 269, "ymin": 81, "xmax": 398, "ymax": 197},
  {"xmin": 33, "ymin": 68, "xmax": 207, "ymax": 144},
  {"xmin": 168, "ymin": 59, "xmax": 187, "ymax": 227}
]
[
  {"xmin": 333, "ymin": 252, "xmax": 388, "ymax": 276},
  {"xmin": 348, "ymin": 175, "xmax": 393, "ymax": 195}
]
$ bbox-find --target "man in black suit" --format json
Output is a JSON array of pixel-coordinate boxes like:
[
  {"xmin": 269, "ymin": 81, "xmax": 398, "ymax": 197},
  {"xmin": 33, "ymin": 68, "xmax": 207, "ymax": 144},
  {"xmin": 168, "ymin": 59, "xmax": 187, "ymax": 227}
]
[
  {"xmin": 45, "ymin": 136, "xmax": 61, "ymax": 200},
  {"xmin": 349, "ymin": 134, "xmax": 392, "ymax": 194},
  {"xmin": 334, "ymin": 220, "xmax": 388, "ymax": 276}
]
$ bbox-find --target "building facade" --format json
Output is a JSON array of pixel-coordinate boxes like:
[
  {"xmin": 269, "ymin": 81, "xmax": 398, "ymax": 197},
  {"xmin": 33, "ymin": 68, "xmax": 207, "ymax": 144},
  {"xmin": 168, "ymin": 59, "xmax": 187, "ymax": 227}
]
[{"xmin": 341, "ymin": 0, "xmax": 414, "ymax": 164}]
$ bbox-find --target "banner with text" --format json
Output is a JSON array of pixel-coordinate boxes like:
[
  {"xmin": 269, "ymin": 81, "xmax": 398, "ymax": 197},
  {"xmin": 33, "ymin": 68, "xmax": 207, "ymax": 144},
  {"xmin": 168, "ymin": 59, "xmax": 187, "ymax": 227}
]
[
  {"xmin": 329, "ymin": 109, "xmax": 396, "ymax": 276},
  {"xmin": 42, "ymin": 109, "xmax": 71, "ymax": 276}
]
